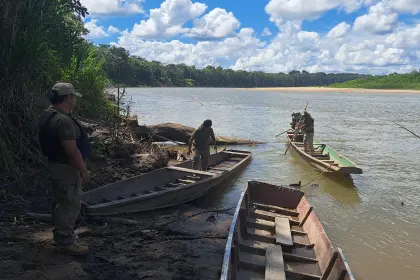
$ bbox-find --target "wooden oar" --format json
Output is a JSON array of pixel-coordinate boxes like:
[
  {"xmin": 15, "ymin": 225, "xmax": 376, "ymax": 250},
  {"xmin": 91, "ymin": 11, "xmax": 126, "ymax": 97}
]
[
  {"xmin": 284, "ymin": 103, "xmax": 308, "ymax": 155},
  {"xmin": 275, "ymin": 129, "xmax": 292, "ymax": 138},
  {"xmin": 392, "ymin": 121, "xmax": 420, "ymax": 139}
]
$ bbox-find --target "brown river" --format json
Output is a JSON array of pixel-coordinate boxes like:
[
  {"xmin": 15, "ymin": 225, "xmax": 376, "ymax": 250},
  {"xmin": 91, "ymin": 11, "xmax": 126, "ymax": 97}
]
[{"xmin": 126, "ymin": 87, "xmax": 420, "ymax": 280}]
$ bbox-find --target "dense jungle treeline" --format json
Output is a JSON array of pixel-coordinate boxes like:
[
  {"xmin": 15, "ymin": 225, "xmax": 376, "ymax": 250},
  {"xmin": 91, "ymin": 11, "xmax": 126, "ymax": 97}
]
[
  {"xmin": 97, "ymin": 45, "xmax": 370, "ymax": 87},
  {"xmin": 330, "ymin": 70, "xmax": 420, "ymax": 89}
]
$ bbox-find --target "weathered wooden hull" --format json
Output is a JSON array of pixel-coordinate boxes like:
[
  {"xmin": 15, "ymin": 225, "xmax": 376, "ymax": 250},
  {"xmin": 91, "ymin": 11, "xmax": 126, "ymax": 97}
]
[
  {"xmin": 220, "ymin": 181, "xmax": 355, "ymax": 280},
  {"xmin": 81, "ymin": 150, "xmax": 252, "ymax": 216},
  {"xmin": 286, "ymin": 130, "xmax": 362, "ymax": 175}
]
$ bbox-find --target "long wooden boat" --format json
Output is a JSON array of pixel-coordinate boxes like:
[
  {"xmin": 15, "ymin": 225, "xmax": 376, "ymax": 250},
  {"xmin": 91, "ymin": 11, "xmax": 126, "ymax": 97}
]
[
  {"xmin": 80, "ymin": 149, "xmax": 252, "ymax": 216},
  {"xmin": 286, "ymin": 130, "xmax": 362, "ymax": 175},
  {"xmin": 220, "ymin": 181, "xmax": 355, "ymax": 280}
]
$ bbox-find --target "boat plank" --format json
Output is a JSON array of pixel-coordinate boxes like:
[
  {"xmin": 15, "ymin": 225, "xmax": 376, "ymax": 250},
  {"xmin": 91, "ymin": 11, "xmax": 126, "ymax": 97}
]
[
  {"xmin": 177, "ymin": 179, "xmax": 196, "ymax": 184},
  {"xmin": 209, "ymin": 167, "xmax": 231, "ymax": 171},
  {"xmin": 252, "ymin": 202, "xmax": 299, "ymax": 217},
  {"xmin": 275, "ymin": 217, "xmax": 293, "ymax": 246},
  {"xmin": 265, "ymin": 244, "xmax": 286, "ymax": 280},
  {"xmin": 250, "ymin": 208, "xmax": 300, "ymax": 225},
  {"xmin": 167, "ymin": 166, "xmax": 215, "ymax": 176},
  {"xmin": 222, "ymin": 151, "xmax": 250, "ymax": 156},
  {"xmin": 239, "ymin": 239, "xmax": 317, "ymax": 259}
]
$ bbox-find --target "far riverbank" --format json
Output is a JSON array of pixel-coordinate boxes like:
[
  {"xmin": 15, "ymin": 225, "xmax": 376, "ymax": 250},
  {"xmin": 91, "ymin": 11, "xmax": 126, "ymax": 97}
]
[{"xmin": 238, "ymin": 86, "xmax": 420, "ymax": 94}]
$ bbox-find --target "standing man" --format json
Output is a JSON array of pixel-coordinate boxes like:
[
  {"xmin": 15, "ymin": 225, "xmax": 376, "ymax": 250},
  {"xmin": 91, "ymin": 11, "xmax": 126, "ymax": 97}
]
[
  {"xmin": 301, "ymin": 110, "xmax": 315, "ymax": 154},
  {"xmin": 188, "ymin": 119, "xmax": 216, "ymax": 171},
  {"xmin": 37, "ymin": 82, "xmax": 91, "ymax": 255}
]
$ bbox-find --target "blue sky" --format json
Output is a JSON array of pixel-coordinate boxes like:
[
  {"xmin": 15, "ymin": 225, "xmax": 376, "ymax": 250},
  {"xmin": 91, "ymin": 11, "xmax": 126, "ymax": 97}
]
[{"xmin": 81, "ymin": 0, "xmax": 420, "ymax": 74}]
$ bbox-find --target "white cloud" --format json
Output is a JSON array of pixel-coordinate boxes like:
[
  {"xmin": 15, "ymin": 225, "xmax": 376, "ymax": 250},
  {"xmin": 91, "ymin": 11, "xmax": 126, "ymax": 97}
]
[
  {"xmin": 187, "ymin": 8, "xmax": 240, "ymax": 40},
  {"xmin": 84, "ymin": 19, "xmax": 109, "ymax": 39},
  {"xmin": 261, "ymin": 28, "xmax": 273, "ymax": 36},
  {"xmin": 387, "ymin": 0, "xmax": 420, "ymax": 14},
  {"xmin": 107, "ymin": 25, "xmax": 120, "ymax": 34},
  {"xmin": 81, "ymin": 0, "xmax": 144, "ymax": 16},
  {"xmin": 327, "ymin": 22, "xmax": 351, "ymax": 38},
  {"xmin": 385, "ymin": 23, "xmax": 420, "ymax": 49},
  {"xmin": 265, "ymin": 0, "xmax": 367, "ymax": 25},
  {"xmin": 107, "ymin": 0, "xmax": 420, "ymax": 75},
  {"xmin": 353, "ymin": 2, "xmax": 397, "ymax": 34},
  {"xmin": 129, "ymin": 0, "xmax": 207, "ymax": 39},
  {"xmin": 116, "ymin": 28, "xmax": 264, "ymax": 68}
]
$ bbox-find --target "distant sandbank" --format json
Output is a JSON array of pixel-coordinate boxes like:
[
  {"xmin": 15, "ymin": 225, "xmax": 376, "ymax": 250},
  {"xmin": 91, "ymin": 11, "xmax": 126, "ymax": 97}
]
[{"xmin": 238, "ymin": 87, "xmax": 420, "ymax": 94}]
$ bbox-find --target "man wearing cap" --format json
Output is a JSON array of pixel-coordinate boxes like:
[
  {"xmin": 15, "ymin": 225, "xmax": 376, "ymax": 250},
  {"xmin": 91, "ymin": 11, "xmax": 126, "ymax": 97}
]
[
  {"xmin": 188, "ymin": 119, "xmax": 217, "ymax": 171},
  {"xmin": 37, "ymin": 82, "xmax": 90, "ymax": 255}
]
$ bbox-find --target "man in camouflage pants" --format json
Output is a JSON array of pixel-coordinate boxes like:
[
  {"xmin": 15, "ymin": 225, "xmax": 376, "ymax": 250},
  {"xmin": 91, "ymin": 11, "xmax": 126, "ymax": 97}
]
[
  {"xmin": 188, "ymin": 119, "xmax": 217, "ymax": 171},
  {"xmin": 37, "ymin": 82, "xmax": 90, "ymax": 255}
]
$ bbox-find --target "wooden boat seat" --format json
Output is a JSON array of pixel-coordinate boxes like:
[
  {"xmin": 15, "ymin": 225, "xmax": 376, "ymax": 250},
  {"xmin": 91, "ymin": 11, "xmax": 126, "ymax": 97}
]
[
  {"xmin": 239, "ymin": 246, "xmax": 321, "ymax": 280},
  {"xmin": 208, "ymin": 167, "xmax": 230, "ymax": 171},
  {"xmin": 167, "ymin": 166, "xmax": 215, "ymax": 176},
  {"xmin": 177, "ymin": 179, "xmax": 196, "ymax": 184},
  {"xmin": 222, "ymin": 151, "xmax": 250, "ymax": 156},
  {"xmin": 265, "ymin": 245, "xmax": 286, "ymax": 280},
  {"xmin": 275, "ymin": 217, "xmax": 293, "ymax": 246},
  {"xmin": 252, "ymin": 202, "xmax": 299, "ymax": 217},
  {"xmin": 239, "ymin": 239, "xmax": 317, "ymax": 261},
  {"xmin": 247, "ymin": 217, "xmax": 307, "ymax": 236},
  {"xmin": 250, "ymin": 208, "xmax": 300, "ymax": 225}
]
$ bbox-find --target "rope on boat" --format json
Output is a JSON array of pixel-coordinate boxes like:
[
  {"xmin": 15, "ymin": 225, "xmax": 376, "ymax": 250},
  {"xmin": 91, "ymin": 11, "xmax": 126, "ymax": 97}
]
[{"xmin": 300, "ymin": 162, "xmax": 336, "ymax": 188}]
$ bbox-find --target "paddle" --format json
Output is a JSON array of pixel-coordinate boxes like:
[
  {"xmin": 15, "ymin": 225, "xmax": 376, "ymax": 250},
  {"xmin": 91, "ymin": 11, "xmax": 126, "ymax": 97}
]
[{"xmin": 284, "ymin": 102, "xmax": 308, "ymax": 155}]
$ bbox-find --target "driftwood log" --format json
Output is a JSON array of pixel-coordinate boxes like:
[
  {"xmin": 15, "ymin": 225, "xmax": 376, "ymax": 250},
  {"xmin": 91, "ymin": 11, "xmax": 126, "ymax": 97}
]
[{"xmin": 133, "ymin": 122, "xmax": 264, "ymax": 145}]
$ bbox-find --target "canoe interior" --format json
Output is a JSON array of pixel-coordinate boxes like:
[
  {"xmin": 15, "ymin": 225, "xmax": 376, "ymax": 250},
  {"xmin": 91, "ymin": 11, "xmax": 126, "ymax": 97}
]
[
  {"xmin": 286, "ymin": 131, "xmax": 362, "ymax": 175},
  {"xmin": 81, "ymin": 150, "xmax": 251, "ymax": 207},
  {"xmin": 220, "ymin": 181, "xmax": 355, "ymax": 280}
]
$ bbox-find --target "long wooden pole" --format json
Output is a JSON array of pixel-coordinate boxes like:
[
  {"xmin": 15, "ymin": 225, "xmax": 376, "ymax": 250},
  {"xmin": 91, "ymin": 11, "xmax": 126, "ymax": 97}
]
[
  {"xmin": 392, "ymin": 121, "xmax": 420, "ymax": 139},
  {"xmin": 284, "ymin": 102, "xmax": 308, "ymax": 155}
]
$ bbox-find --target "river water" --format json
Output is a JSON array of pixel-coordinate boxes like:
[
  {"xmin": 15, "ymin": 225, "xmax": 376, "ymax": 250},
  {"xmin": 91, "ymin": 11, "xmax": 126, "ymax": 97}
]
[{"xmin": 126, "ymin": 87, "xmax": 420, "ymax": 280}]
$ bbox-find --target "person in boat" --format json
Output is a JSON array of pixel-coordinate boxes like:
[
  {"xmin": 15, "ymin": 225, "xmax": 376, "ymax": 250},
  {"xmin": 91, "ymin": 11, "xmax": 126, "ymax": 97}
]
[
  {"xmin": 188, "ymin": 119, "xmax": 217, "ymax": 171},
  {"xmin": 301, "ymin": 110, "xmax": 315, "ymax": 154},
  {"xmin": 290, "ymin": 112, "xmax": 302, "ymax": 129},
  {"xmin": 37, "ymin": 82, "xmax": 91, "ymax": 256}
]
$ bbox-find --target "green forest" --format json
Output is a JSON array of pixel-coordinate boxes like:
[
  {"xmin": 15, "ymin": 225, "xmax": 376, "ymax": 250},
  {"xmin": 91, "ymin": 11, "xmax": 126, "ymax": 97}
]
[
  {"xmin": 330, "ymin": 71, "xmax": 420, "ymax": 90},
  {"xmin": 0, "ymin": 0, "xmax": 113, "ymax": 178},
  {"xmin": 1, "ymin": 0, "xmax": 418, "ymax": 180},
  {"xmin": 98, "ymin": 45, "xmax": 369, "ymax": 87}
]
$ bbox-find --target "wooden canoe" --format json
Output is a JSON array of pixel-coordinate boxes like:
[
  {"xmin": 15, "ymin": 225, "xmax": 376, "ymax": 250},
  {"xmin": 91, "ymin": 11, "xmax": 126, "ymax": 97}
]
[
  {"xmin": 286, "ymin": 130, "xmax": 362, "ymax": 175},
  {"xmin": 220, "ymin": 180, "xmax": 355, "ymax": 280},
  {"xmin": 81, "ymin": 149, "xmax": 252, "ymax": 216}
]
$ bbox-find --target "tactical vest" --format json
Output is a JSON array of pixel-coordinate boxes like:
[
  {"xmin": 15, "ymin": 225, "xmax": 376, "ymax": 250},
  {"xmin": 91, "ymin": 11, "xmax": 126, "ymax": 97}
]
[{"xmin": 39, "ymin": 112, "xmax": 92, "ymax": 163}]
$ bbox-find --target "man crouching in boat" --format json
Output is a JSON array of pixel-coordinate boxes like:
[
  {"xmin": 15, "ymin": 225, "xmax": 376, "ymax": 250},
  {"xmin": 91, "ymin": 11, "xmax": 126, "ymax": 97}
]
[
  {"xmin": 188, "ymin": 119, "xmax": 217, "ymax": 171},
  {"xmin": 300, "ymin": 110, "xmax": 315, "ymax": 154}
]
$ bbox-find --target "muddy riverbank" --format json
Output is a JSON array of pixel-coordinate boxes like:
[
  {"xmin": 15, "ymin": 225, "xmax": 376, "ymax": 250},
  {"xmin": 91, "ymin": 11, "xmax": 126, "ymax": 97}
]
[
  {"xmin": 0, "ymin": 117, "xmax": 236, "ymax": 280},
  {"xmin": 0, "ymin": 203, "xmax": 232, "ymax": 280}
]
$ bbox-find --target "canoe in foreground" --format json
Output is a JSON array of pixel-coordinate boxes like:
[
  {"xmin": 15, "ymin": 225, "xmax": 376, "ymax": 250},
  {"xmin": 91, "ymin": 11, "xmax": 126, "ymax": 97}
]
[
  {"xmin": 81, "ymin": 149, "xmax": 252, "ymax": 216},
  {"xmin": 286, "ymin": 130, "xmax": 362, "ymax": 175},
  {"xmin": 220, "ymin": 181, "xmax": 355, "ymax": 280}
]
